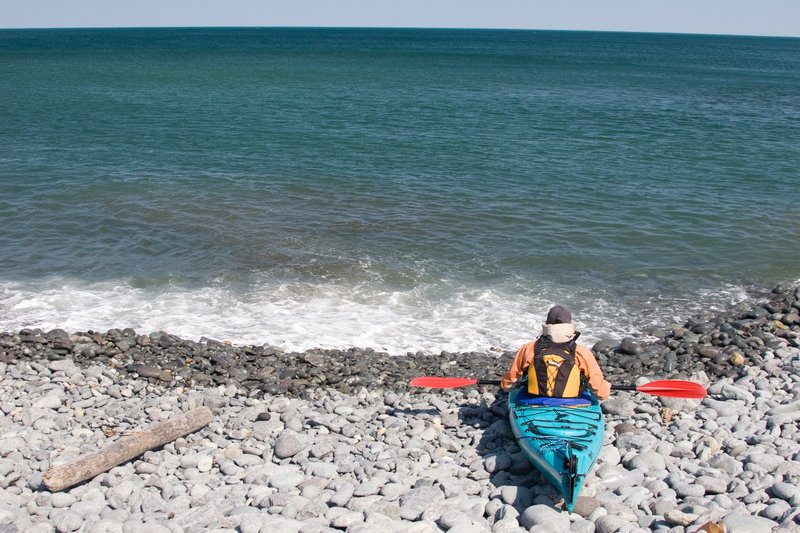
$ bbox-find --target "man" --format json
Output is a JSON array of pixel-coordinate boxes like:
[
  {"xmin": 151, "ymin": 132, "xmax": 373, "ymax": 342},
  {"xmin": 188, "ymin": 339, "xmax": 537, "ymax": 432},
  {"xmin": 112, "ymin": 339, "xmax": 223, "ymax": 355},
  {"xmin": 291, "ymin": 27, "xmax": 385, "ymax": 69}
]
[{"xmin": 500, "ymin": 305, "xmax": 611, "ymax": 400}]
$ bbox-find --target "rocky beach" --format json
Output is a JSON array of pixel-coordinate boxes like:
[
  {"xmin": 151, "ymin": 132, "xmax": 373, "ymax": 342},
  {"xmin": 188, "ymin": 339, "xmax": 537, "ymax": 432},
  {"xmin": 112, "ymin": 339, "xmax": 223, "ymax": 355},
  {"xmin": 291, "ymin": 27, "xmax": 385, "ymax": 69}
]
[{"xmin": 1, "ymin": 283, "xmax": 799, "ymax": 533}]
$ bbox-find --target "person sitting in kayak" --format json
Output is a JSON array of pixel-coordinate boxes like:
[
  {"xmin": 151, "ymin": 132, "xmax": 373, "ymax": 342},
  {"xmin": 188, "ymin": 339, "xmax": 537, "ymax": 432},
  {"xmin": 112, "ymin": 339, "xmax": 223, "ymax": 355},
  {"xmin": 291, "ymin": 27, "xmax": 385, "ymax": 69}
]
[{"xmin": 500, "ymin": 305, "xmax": 611, "ymax": 400}]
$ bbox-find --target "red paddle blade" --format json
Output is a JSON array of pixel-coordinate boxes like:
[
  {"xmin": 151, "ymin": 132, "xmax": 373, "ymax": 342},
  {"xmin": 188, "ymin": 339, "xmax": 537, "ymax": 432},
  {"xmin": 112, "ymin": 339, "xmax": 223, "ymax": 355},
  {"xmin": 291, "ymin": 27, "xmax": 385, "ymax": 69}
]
[
  {"xmin": 409, "ymin": 377, "xmax": 480, "ymax": 389},
  {"xmin": 636, "ymin": 380, "xmax": 707, "ymax": 399}
]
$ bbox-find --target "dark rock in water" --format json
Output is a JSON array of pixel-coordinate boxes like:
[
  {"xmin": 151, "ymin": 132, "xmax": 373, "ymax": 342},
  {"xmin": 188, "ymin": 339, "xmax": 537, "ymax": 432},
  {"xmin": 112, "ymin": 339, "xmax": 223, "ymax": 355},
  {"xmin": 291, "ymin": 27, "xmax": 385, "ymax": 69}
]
[
  {"xmin": 783, "ymin": 312, "xmax": 800, "ymax": 325},
  {"xmin": 228, "ymin": 367, "xmax": 249, "ymax": 381},
  {"xmin": 618, "ymin": 338, "xmax": 643, "ymax": 356},
  {"xmin": 774, "ymin": 282, "xmax": 795, "ymax": 295},
  {"xmin": 691, "ymin": 323, "xmax": 713, "ymax": 335},
  {"xmin": 665, "ymin": 338, "xmax": 681, "ymax": 350},
  {"xmin": 115, "ymin": 340, "xmax": 132, "ymax": 352},
  {"xmin": 260, "ymin": 383, "xmax": 280, "ymax": 395},
  {"xmin": 46, "ymin": 329, "xmax": 70, "ymax": 341},
  {"xmin": 106, "ymin": 328, "xmax": 126, "ymax": 341},
  {"xmin": 592, "ymin": 340, "xmax": 617, "ymax": 354},
  {"xmin": 158, "ymin": 334, "xmax": 178, "ymax": 348},
  {"xmin": 729, "ymin": 319, "xmax": 757, "ymax": 331},
  {"xmin": 126, "ymin": 364, "xmax": 171, "ymax": 382},
  {"xmin": 52, "ymin": 337, "xmax": 74, "ymax": 352},
  {"xmin": 697, "ymin": 346, "xmax": 722, "ymax": 359},
  {"xmin": 746, "ymin": 307, "xmax": 770, "ymax": 319},
  {"xmin": 20, "ymin": 329, "xmax": 44, "ymax": 345},
  {"xmin": 662, "ymin": 351, "xmax": 678, "ymax": 373}
]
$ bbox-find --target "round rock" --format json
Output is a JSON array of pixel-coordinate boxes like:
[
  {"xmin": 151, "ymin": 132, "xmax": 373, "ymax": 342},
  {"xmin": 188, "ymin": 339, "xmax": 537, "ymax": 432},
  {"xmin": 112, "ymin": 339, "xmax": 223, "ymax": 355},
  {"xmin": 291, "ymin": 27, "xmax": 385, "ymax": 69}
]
[{"xmin": 274, "ymin": 430, "xmax": 305, "ymax": 459}]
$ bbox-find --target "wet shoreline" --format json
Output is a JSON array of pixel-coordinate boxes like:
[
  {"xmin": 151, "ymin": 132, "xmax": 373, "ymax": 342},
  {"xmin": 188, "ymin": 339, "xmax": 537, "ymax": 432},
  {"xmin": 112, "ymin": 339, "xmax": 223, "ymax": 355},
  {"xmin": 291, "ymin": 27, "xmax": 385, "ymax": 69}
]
[{"xmin": 2, "ymin": 284, "xmax": 798, "ymax": 396}]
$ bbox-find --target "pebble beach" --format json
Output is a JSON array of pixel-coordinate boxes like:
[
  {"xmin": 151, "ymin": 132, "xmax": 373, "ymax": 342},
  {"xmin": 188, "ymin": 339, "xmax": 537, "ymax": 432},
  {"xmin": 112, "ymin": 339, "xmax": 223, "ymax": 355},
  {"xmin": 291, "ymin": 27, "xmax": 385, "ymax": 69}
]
[{"xmin": 1, "ymin": 283, "xmax": 799, "ymax": 533}]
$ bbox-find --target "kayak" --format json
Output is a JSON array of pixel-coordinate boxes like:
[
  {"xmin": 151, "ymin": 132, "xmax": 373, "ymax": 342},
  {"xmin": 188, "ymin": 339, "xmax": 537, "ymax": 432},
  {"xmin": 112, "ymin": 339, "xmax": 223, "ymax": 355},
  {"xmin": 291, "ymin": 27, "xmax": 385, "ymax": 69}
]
[{"xmin": 508, "ymin": 383, "xmax": 604, "ymax": 512}]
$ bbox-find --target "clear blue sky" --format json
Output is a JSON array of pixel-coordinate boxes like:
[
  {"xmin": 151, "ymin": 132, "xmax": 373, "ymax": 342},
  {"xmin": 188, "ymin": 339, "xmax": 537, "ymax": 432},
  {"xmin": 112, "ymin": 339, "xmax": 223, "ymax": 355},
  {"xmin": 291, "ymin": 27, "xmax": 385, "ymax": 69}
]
[{"xmin": 1, "ymin": 0, "xmax": 798, "ymax": 37}]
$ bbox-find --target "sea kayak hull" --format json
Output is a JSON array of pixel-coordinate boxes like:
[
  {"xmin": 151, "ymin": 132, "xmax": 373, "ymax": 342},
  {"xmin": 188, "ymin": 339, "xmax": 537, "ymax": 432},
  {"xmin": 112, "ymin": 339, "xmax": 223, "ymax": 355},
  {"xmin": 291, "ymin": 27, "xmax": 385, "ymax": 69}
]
[{"xmin": 508, "ymin": 387, "xmax": 604, "ymax": 512}]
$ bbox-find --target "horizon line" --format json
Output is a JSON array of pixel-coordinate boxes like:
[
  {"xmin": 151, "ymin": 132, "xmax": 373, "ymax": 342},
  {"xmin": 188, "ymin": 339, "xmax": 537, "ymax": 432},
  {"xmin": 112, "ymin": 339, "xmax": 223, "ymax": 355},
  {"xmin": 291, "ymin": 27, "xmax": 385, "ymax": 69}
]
[{"xmin": 0, "ymin": 25, "xmax": 798, "ymax": 40}]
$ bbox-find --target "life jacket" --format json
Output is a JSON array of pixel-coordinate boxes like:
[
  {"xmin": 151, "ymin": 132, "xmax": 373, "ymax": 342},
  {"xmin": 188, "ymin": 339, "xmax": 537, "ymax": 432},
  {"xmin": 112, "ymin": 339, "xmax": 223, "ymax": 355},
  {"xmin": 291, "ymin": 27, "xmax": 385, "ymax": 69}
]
[{"xmin": 527, "ymin": 334, "xmax": 582, "ymax": 398}]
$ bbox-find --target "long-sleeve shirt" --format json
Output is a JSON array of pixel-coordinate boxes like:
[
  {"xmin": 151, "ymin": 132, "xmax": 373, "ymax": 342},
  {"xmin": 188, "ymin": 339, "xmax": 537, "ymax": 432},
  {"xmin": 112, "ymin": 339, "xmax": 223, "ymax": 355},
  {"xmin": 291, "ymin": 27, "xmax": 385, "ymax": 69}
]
[{"xmin": 500, "ymin": 340, "xmax": 611, "ymax": 399}]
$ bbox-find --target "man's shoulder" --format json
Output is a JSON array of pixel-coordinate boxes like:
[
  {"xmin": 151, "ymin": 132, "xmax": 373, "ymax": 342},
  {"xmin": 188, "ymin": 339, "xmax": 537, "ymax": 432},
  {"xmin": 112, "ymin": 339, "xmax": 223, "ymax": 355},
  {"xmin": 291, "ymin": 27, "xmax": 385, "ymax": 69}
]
[
  {"xmin": 575, "ymin": 343, "xmax": 595, "ymax": 356},
  {"xmin": 517, "ymin": 340, "xmax": 538, "ymax": 354}
]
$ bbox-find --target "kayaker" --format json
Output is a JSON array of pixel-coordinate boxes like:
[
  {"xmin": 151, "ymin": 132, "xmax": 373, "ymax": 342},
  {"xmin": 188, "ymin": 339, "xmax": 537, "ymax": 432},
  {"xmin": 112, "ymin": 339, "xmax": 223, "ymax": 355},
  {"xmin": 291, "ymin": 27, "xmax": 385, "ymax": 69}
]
[{"xmin": 500, "ymin": 305, "xmax": 611, "ymax": 400}]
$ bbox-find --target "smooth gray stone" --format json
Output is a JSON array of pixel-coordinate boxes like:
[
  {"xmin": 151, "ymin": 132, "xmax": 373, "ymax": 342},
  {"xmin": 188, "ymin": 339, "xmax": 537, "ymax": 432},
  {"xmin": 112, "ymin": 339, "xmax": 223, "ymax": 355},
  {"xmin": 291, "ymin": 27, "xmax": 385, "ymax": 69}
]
[
  {"xmin": 695, "ymin": 475, "xmax": 729, "ymax": 494},
  {"xmin": 437, "ymin": 509, "xmax": 474, "ymax": 530},
  {"xmin": 274, "ymin": 430, "xmax": 305, "ymax": 459},
  {"xmin": 327, "ymin": 481, "xmax": 355, "ymax": 508},
  {"xmin": 483, "ymin": 452, "xmax": 512, "ymax": 473},
  {"xmin": 627, "ymin": 453, "xmax": 666, "ymax": 473},
  {"xmin": 327, "ymin": 508, "xmax": 365, "ymax": 529},
  {"xmin": 723, "ymin": 511, "xmax": 778, "ymax": 533},
  {"xmin": 173, "ymin": 504, "xmax": 223, "ymax": 531},
  {"xmin": 704, "ymin": 398, "xmax": 744, "ymax": 418},
  {"xmin": 296, "ymin": 498, "xmax": 328, "ymax": 521},
  {"xmin": 615, "ymin": 432, "xmax": 657, "ymax": 451},
  {"xmin": 352, "ymin": 480, "xmax": 381, "ymax": 497},
  {"xmin": 601, "ymin": 398, "xmax": 636, "ymax": 417},
  {"xmin": 51, "ymin": 492, "xmax": 78, "ymax": 508},
  {"xmin": 268, "ymin": 470, "xmax": 304, "ymax": 491},
  {"xmin": 307, "ymin": 462, "xmax": 339, "ymax": 479},
  {"xmin": 673, "ymin": 482, "xmax": 705, "ymax": 498},
  {"xmin": 50, "ymin": 509, "xmax": 83, "ymax": 532},
  {"xmin": 398, "ymin": 486, "xmax": 445, "ymax": 521},
  {"xmin": 71, "ymin": 498, "xmax": 108, "ymax": 518},
  {"xmin": 32, "ymin": 396, "xmax": 64, "ymax": 410},
  {"xmin": 499, "ymin": 485, "xmax": 533, "ymax": 508},
  {"xmin": 570, "ymin": 518, "xmax": 596, "ymax": 533},
  {"xmin": 761, "ymin": 500, "xmax": 791, "ymax": 521},
  {"xmin": 518, "ymin": 504, "xmax": 568, "ymax": 531},
  {"xmin": 237, "ymin": 514, "xmax": 263, "ymax": 533},
  {"xmin": 745, "ymin": 453, "xmax": 785, "ymax": 471},
  {"xmin": 710, "ymin": 455, "xmax": 744, "ymax": 476},
  {"xmin": 771, "ymin": 481, "xmax": 800, "ymax": 501},
  {"xmin": 594, "ymin": 514, "xmax": 631, "ymax": 533}
]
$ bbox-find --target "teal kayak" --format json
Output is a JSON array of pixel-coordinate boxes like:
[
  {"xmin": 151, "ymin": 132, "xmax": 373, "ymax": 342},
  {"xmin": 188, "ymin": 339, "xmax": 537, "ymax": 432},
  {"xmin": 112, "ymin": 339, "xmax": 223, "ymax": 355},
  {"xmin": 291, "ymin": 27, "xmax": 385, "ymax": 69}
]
[{"xmin": 508, "ymin": 384, "xmax": 604, "ymax": 512}]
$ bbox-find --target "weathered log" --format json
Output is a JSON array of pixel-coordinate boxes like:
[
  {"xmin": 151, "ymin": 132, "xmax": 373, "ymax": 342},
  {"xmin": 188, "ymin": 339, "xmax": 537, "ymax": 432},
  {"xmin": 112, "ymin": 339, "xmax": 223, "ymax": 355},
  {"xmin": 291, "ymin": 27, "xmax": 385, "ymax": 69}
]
[{"xmin": 43, "ymin": 406, "xmax": 213, "ymax": 491}]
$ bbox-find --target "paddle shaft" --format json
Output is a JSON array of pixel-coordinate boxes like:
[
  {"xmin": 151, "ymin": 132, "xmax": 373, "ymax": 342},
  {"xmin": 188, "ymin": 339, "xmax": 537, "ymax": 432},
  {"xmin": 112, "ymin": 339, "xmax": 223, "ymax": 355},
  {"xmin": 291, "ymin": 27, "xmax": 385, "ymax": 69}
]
[
  {"xmin": 482, "ymin": 383, "xmax": 669, "ymax": 392},
  {"xmin": 467, "ymin": 383, "xmax": 677, "ymax": 393},
  {"xmin": 409, "ymin": 377, "xmax": 706, "ymax": 398}
]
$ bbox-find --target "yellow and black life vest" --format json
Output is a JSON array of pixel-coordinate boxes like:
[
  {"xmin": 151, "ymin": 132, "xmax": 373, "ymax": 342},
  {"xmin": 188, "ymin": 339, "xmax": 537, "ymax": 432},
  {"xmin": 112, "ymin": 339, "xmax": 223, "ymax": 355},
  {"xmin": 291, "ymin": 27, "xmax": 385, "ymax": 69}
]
[{"xmin": 527, "ymin": 335, "xmax": 581, "ymax": 398}]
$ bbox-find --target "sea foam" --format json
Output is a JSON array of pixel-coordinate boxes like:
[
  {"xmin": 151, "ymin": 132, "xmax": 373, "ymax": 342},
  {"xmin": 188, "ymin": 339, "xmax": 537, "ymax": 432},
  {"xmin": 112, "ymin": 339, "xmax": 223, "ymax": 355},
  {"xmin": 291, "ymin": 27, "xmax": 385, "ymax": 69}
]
[{"xmin": 0, "ymin": 276, "xmax": 753, "ymax": 355}]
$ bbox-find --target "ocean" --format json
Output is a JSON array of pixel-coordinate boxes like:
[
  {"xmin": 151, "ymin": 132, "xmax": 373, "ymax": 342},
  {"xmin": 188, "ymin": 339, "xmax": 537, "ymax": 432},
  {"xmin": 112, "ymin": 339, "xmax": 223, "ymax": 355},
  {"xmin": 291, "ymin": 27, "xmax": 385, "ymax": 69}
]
[{"xmin": 1, "ymin": 27, "xmax": 798, "ymax": 354}]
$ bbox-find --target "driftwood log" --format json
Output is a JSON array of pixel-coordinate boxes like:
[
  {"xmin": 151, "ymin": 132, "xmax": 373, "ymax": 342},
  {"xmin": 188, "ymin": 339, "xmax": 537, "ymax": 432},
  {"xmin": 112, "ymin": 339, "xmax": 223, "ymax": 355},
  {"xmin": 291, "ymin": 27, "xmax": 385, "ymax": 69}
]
[{"xmin": 43, "ymin": 406, "xmax": 213, "ymax": 492}]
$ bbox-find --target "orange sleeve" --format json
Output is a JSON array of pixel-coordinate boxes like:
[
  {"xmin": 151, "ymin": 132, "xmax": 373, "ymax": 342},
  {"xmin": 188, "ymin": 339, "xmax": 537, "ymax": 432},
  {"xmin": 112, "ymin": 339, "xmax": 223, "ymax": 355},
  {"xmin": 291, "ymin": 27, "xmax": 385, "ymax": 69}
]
[
  {"xmin": 500, "ymin": 342, "xmax": 535, "ymax": 391},
  {"xmin": 576, "ymin": 345, "xmax": 611, "ymax": 400}
]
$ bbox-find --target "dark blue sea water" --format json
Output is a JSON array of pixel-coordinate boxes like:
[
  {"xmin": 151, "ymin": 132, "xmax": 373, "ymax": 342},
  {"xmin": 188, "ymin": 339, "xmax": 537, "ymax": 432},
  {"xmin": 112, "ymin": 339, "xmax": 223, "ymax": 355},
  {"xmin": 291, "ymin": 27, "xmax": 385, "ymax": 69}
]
[{"xmin": 1, "ymin": 28, "xmax": 798, "ymax": 353}]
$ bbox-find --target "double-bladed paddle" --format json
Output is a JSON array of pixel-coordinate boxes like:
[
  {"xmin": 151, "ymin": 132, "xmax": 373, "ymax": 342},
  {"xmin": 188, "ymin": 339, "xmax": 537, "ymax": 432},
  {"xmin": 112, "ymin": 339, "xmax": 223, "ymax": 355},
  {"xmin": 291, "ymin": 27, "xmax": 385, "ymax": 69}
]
[{"xmin": 408, "ymin": 376, "xmax": 707, "ymax": 399}]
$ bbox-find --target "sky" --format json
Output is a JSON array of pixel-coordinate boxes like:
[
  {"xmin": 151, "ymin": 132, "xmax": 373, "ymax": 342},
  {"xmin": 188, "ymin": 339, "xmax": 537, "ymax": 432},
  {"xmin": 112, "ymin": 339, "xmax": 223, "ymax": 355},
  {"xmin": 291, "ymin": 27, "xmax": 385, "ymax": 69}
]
[{"xmin": 1, "ymin": 0, "xmax": 799, "ymax": 38}]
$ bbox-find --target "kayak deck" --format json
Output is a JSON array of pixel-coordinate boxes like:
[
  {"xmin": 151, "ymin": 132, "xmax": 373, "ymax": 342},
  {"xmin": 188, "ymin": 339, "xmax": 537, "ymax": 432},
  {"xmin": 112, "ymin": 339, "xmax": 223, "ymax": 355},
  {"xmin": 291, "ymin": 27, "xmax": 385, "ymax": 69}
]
[{"xmin": 508, "ymin": 386, "xmax": 604, "ymax": 511}]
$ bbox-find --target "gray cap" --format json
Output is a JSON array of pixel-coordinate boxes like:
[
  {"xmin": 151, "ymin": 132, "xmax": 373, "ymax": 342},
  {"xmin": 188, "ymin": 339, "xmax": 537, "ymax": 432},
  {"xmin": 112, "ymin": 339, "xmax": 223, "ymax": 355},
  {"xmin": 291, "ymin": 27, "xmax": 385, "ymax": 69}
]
[{"xmin": 546, "ymin": 305, "xmax": 572, "ymax": 325}]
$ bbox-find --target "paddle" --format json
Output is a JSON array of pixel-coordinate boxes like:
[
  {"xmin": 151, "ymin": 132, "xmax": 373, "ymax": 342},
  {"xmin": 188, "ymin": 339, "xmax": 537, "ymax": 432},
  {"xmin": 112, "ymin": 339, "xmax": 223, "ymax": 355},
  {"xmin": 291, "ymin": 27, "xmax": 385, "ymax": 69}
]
[
  {"xmin": 610, "ymin": 380, "xmax": 707, "ymax": 399},
  {"xmin": 409, "ymin": 377, "xmax": 707, "ymax": 399}
]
